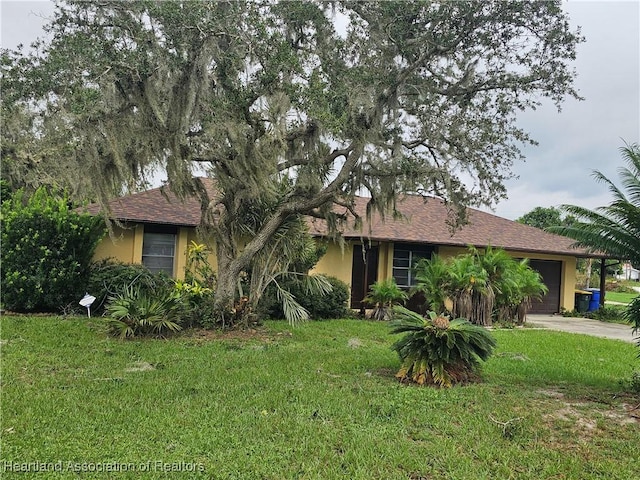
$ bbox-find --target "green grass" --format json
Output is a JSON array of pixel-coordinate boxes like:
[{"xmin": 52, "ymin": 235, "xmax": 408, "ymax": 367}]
[
  {"xmin": 1, "ymin": 316, "xmax": 639, "ymax": 479},
  {"xmin": 606, "ymin": 291, "xmax": 639, "ymax": 305}
]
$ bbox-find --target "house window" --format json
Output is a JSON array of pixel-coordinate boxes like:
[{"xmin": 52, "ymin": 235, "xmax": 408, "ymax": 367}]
[
  {"xmin": 142, "ymin": 231, "xmax": 176, "ymax": 276},
  {"xmin": 392, "ymin": 244, "xmax": 435, "ymax": 288}
]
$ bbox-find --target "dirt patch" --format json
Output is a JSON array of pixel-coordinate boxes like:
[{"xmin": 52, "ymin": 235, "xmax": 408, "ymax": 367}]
[
  {"xmin": 532, "ymin": 387, "xmax": 639, "ymax": 449},
  {"xmin": 536, "ymin": 388, "xmax": 566, "ymax": 399},
  {"xmin": 125, "ymin": 361, "xmax": 156, "ymax": 372},
  {"xmin": 496, "ymin": 352, "xmax": 530, "ymax": 361},
  {"xmin": 539, "ymin": 388, "xmax": 640, "ymax": 437},
  {"xmin": 347, "ymin": 338, "xmax": 363, "ymax": 348}
]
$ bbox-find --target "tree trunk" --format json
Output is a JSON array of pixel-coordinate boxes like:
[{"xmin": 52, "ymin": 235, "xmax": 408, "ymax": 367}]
[
  {"xmin": 212, "ymin": 240, "xmax": 245, "ymax": 327},
  {"xmin": 599, "ymin": 259, "xmax": 606, "ymax": 307}
]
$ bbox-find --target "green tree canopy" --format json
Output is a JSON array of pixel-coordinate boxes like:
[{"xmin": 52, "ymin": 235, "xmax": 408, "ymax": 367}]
[
  {"xmin": 1, "ymin": 1, "xmax": 583, "ymax": 312},
  {"xmin": 517, "ymin": 206, "xmax": 576, "ymax": 230}
]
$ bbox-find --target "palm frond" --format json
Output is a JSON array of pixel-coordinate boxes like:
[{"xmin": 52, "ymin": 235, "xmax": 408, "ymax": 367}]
[
  {"xmin": 301, "ymin": 274, "xmax": 333, "ymax": 297},
  {"xmin": 550, "ymin": 143, "xmax": 640, "ymax": 264},
  {"xmin": 274, "ymin": 280, "xmax": 310, "ymax": 325}
]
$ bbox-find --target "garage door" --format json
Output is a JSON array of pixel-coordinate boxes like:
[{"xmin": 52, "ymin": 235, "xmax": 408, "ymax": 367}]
[{"xmin": 528, "ymin": 260, "xmax": 562, "ymax": 314}]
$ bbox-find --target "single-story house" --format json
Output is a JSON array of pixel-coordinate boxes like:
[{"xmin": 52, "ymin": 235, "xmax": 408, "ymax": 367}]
[
  {"xmin": 617, "ymin": 262, "xmax": 640, "ymax": 281},
  {"xmin": 85, "ymin": 179, "xmax": 599, "ymax": 314}
]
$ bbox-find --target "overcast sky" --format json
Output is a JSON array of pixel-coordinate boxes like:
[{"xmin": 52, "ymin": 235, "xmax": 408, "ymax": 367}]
[{"xmin": 2, "ymin": 1, "xmax": 639, "ymax": 220}]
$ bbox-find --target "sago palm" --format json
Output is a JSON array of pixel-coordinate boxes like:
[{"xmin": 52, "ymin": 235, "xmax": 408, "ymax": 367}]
[{"xmin": 390, "ymin": 307, "xmax": 497, "ymax": 387}]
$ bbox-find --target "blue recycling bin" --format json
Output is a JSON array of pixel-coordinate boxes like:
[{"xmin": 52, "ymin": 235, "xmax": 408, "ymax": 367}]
[{"xmin": 587, "ymin": 288, "xmax": 601, "ymax": 311}]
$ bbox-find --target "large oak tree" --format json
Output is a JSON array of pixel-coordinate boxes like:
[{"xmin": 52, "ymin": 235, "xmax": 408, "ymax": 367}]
[{"xmin": 1, "ymin": 1, "xmax": 582, "ymax": 312}]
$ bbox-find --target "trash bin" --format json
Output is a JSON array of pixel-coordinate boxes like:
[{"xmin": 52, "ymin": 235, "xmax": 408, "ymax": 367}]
[
  {"xmin": 574, "ymin": 290, "xmax": 591, "ymax": 313},
  {"xmin": 587, "ymin": 288, "xmax": 601, "ymax": 311}
]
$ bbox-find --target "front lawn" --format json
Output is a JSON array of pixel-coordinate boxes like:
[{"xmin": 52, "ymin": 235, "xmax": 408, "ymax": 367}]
[
  {"xmin": 1, "ymin": 316, "xmax": 638, "ymax": 479},
  {"xmin": 606, "ymin": 291, "xmax": 640, "ymax": 305}
]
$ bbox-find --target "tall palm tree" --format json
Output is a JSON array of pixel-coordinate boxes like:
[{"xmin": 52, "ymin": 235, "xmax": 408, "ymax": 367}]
[
  {"xmin": 549, "ymin": 143, "xmax": 640, "ymax": 347},
  {"xmin": 549, "ymin": 143, "xmax": 640, "ymax": 264}
]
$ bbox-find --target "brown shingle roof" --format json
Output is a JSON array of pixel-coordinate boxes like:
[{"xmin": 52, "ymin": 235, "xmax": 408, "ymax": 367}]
[
  {"xmin": 308, "ymin": 195, "xmax": 594, "ymax": 257},
  {"xmin": 85, "ymin": 179, "xmax": 594, "ymax": 257},
  {"xmin": 82, "ymin": 185, "xmax": 203, "ymax": 227}
]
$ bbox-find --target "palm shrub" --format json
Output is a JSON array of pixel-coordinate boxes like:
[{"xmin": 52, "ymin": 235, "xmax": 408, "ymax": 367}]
[
  {"xmin": 490, "ymin": 257, "xmax": 548, "ymax": 324},
  {"xmin": 248, "ymin": 213, "xmax": 333, "ymax": 326},
  {"xmin": 624, "ymin": 296, "xmax": 640, "ymax": 352},
  {"xmin": 390, "ymin": 307, "xmax": 497, "ymax": 387},
  {"xmin": 105, "ymin": 284, "xmax": 183, "ymax": 338},
  {"xmin": 549, "ymin": 143, "xmax": 640, "ymax": 354},
  {"xmin": 413, "ymin": 253, "xmax": 493, "ymax": 324},
  {"xmin": 413, "ymin": 248, "xmax": 548, "ymax": 325},
  {"xmin": 412, "ymin": 255, "xmax": 450, "ymax": 312},
  {"xmin": 88, "ymin": 259, "xmax": 173, "ymax": 315},
  {"xmin": 448, "ymin": 253, "xmax": 492, "ymax": 325},
  {"xmin": 364, "ymin": 279, "xmax": 408, "ymax": 320},
  {"xmin": 549, "ymin": 143, "xmax": 640, "ymax": 266}
]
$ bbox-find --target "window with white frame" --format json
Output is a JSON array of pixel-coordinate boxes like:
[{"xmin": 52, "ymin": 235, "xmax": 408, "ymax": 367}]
[
  {"xmin": 142, "ymin": 231, "xmax": 176, "ymax": 276},
  {"xmin": 392, "ymin": 244, "xmax": 435, "ymax": 288}
]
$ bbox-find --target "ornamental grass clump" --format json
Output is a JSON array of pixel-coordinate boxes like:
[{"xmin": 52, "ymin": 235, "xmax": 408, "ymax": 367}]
[{"xmin": 390, "ymin": 307, "xmax": 497, "ymax": 387}]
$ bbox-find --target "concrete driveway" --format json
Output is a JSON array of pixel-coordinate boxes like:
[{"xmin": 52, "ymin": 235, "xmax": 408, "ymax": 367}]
[{"xmin": 526, "ymin": 314, "xmax": 636, "ymax": 343}]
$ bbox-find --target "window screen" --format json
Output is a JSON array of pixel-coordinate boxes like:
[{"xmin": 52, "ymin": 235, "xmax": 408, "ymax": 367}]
[
  {"xmin": 392, "ymin": 244, "xmax": 435, "ymax": 287},
  {"xmin": 142, "ymin": 232, "xmax": 176, "ymax": 276}
]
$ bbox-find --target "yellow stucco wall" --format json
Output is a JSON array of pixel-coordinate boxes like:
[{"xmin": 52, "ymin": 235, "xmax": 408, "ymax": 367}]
[
  {"xmin": 311, "ymin": 242, "xmax": 577, "ymax": 312},
  {"xmin": 94, "ymin": 227, "xmax": 577, "ymax": 311},
  {"xmin": 310, "ymin": 242, "xmax": 353, "ymax": 286},
  {"xmin": 93, "ymin": 224, "xmax": 142, "ymax": 264},
  {"xmin": 93, "ymin": 224, "xmax": 217, "ymax": 281},
  {"xmin": 377, "ymin": 242, "xmax": 393, "ymax": 282}
]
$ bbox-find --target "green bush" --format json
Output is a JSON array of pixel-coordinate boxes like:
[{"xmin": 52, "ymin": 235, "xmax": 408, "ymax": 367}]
[
  {"xmin": 608, "ymin": 282, "xmax": 636, "ymax": 293},
  {"xmin": 562, "ymin": 305, "xmax": 628, "ymax": 323},
  {"xmin": 1, "ymin": 188, "xmax": 105, "ymax": 313},
  {"xmin": 175, "ymin": 241, "xmax": 222, "ymax": 329},
  {"xmin": 586, "ymin": 305, "xmax": 627, "ymax": 322},
  {"xmin": 88, "ymin": 259, "xmax": 173, "ymax": 314},
  {"xmin": 305, "ymin": 276, "xmax": 349, "ymax": 319},
  {"xmin": 173, "ymin": 279, "xmax": 219, "ymax": 329},
  {"xmin": 259, "ymin": 275, "xmax": 349, "ymax": 320}
]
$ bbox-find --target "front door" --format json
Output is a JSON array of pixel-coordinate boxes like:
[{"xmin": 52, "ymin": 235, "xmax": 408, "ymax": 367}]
[{"xmin": 350, "ymin": 245, "xmax": 379, "ymax": 310}]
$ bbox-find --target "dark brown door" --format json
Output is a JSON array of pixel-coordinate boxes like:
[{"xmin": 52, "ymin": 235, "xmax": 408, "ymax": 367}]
[
  {"xmin": 350, "ymin": 245, "xmax": 379, "ymax": 309},
  {"xmin": 528, "ymin": 260, "xmax": 562, "ymax": 314}
]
